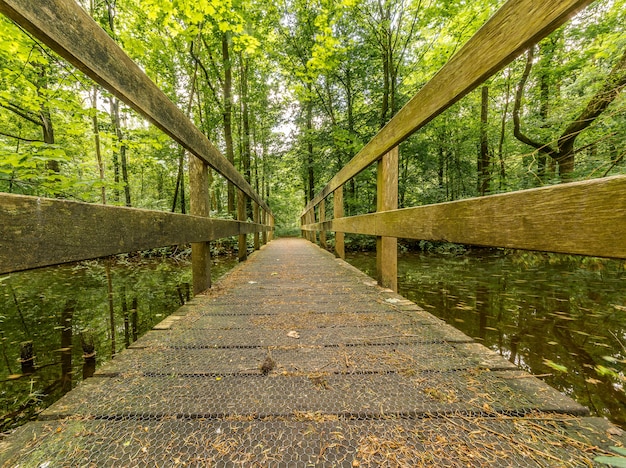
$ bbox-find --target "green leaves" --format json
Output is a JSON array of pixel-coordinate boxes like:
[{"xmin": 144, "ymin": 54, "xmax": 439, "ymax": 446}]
[{"xmin": 595, "ymin": 447, "xmax": 626, "ymax": 467}]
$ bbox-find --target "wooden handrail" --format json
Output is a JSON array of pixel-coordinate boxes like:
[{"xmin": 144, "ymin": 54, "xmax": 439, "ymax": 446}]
[
  {"xmin": 0, "ymin": 0, "xmax": 270, "ymax": 215},
  {"xmin": 302, "ymin": 176, "xmax": 626, "ymax": 260},
  {"xmin": 302, "ymin": 0, "xmax": 592, "ymax": 216},
  {"xmin": 0, "ymin": 193, "xmax": 268, "ymax": 274}
]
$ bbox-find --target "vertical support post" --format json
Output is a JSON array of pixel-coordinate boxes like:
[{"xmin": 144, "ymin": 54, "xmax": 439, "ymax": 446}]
[
  {"xmin": 310, "ymin": 208, "xmax": 317, "ymax": 244},
  {"xmin": 376, "ymin": 147, "xmax": 398, "ymax": 291},
  {"xmin": 253, "ymin": 202, "xmax": 260, "ymax": 250},
  {"xmin": 267, "ymin": 215, "xmax": 274, "ymax": 242},
  {"xmin": 238, "ymin": 189, "xmax": 247, "ymax": 262},
  {"xmin": 319, "ymin": 199, "xmax": 327, "ymax": 249},
  {"xmin": 333, "ymin": 186, "xmax": 345, "ymax": 259},
  {"xmin": 262, "ymin": 210, "xmax": 268, "ymax": 245},
  {"xmin": 189, "ymin": 156, "xmax": 211, "ymax": 294}
]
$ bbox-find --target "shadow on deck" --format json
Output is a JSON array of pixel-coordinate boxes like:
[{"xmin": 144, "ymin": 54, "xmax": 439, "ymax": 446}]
[{"xmin": 1, "ymin": 238, "xmax": 624, "ymax": 466}]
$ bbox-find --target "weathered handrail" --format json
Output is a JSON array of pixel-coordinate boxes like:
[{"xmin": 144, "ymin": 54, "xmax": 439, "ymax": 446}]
[
  {"xmin": 305, "ymin": 176, "xmax": 626, "ymax": 259},
  {"xmin": 300, "ymin": 0, "xmax": 626, "ymax": 292},
  {"xmin": 0, "ymin": 0, "xmax": 274, "ymax": 290},
  {"xmin": 0, "ymin": 194, "xmax": 266, "ymax": 274}
]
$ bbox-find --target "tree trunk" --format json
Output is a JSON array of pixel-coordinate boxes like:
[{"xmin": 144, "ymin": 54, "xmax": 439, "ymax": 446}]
[
  {"xmin": 240, "ymin": 53, "xmax": 252, "ymax": 219},
  {"xmin": 222, "ymin": 32, "xmax": 236, "ymax": 215},
  {"xmin": 497, "ymin": 70, "xmax": 511, "ymax": 189},
  {"xmin": 306, "ymin": 90, "xmax": 315, "ymax": 203},
  {"xmin": 36, "ymin": 65, "xmax": 59, "ymax": 175},
  {"xmin": 478, "ymin": 85, "xmax": 490, "ymax": 195},
  {"xmin": 91, "ymin": 87, "xmax": 106, "ymax": 204},
  {"xmin": 110, "ymin": 99, "xmax": 131, "ymax": 207}
]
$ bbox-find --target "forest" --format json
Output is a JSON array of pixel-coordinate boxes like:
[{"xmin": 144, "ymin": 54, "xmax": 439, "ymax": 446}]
[{"xmin": 0, "ymin": 0, "xmax": 625, "ymax": 233}]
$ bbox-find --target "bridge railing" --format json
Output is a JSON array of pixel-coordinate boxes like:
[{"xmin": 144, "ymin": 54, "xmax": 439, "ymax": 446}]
[
  {"xmin": 0, "ymin": 0, "xmax": 274, "ymax": 293},
  {"xmin": 300, "ymin": 0, "xmax": 626, "ymax": 292}
]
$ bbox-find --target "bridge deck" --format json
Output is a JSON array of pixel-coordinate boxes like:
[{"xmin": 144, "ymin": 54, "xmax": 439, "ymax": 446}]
[{"xmin": 1, "ymin": 238, "xmax": 623, "ymax": 466}]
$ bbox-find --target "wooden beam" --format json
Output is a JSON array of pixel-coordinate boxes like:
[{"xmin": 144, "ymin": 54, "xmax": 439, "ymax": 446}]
[
  {"xmin": 0, "ymin": 193, "xmax": 268, "ymax": 274},
  {"xmin": 253, "ymin": 202, "xmax": 260, "ymax": 251},
  {"xmin": 189, "ymin": 156, "xmax": 211, "ymax": 294},
  {"xmin": 304, "ymin": 176, "xmax": 626, "ymax": 260},
  {"xmin": 319, "ymin": 199, "xmax": 327, "ymax": 250},
  {"xmin": 238, "ymin": 189, "xmax": 247, "ymax": 262},
  {"xmin": 0, "ymin": 0, "xmax": 270, "ymax": 215},
  {"xmin": 303, "ymin": 0, "xmax": 593, "ymax": 214},
  {"xmin": 262, "ymin": 211, "xmax": 267, "ymax": 245},
  {"xmin": 333, "ymin": 187, "xmax": 345, "ymax": 259},
  {"xmin": 376, "ymin": 148, "xmax": 398, "ymax": 291}
]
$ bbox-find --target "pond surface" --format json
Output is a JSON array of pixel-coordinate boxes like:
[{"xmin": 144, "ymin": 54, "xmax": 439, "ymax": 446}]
[
  {"xmin": 0, "ymin": 254, "xmax": 237, "ymax": 432},
  {"xmin": 346, "ymin": 249, "xmax": 626, "ymax": 429}
]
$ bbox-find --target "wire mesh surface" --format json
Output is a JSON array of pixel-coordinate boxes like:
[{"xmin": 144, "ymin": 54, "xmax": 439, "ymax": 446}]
[{"xmin": 1, "ymin": 238, "xmax": 624, "ymax": 467}]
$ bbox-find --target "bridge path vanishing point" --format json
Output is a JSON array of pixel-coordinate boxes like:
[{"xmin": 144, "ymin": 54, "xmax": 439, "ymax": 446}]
[{"xmin": 1, "ymin": 237, "xmax": 625, "ymax": 466}]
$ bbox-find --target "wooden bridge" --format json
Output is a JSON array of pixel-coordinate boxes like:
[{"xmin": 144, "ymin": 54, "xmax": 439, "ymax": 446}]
[{"xmin": 1, "ymin": 0, "xmax": 626, "ymax": 465}]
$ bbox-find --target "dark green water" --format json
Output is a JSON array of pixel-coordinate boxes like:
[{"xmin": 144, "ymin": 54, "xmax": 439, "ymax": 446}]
[
  {"xmin": 0, "ymin": 254, "xmax": 237, "ymax": 432},
  {"xmin": 346, "ymin": 249, "xmax": 626, "ymax": 429}
]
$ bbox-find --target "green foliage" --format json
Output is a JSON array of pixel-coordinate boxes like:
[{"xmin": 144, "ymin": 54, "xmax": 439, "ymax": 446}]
[{"xmin": 595, "ymin": 447, "xmax": 626, "ymax": 467}]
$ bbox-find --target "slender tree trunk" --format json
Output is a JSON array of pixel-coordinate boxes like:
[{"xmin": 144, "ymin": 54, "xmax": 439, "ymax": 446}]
[
  {"xmin": 105, "ymin": 261, "xmax": 116, "ymax": 358},
  {"xmin": 222, "ymin": 32, "xmax": 235, "ymax": 215},
  {"xmin": 36, "ymin": 66, "xmax": 59, "ymax": 175},
  {"xmin": 91, "ymin": 87, "xmax": 106, "ymax": 204},
  {"xmin": 478, "ymin": 85, "xmax": 490, "ymax": 195},
  {"xmin": 306, "ymin": 89, "xmax": 315, "ymax": 203},
  {"xmin": 60, "ymin": 300, "xmax": 75, "ymax": 393},
  {"xmin": 172, "ymin": 64, "xmax": 198, "ymax": 214},
  {"xmin": 240, "ymin": 53, "xmax": 252, "ymax": 219},
  {"xmin": 497, "ymin": 70, "xmax": 511, "ymax": 189},
  {"xmin": 110, "ymin": 99, "xmax": 131, "ymax": 207},
  {"xmin": 380, "ymin": 44, "xmax": 390, "ymax": 128}
]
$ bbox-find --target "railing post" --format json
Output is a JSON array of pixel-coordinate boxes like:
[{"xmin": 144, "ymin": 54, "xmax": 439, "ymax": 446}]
[
  {"xmin": 319, "ymin": 199, "xmax": 327, "ymax": 250},
  {"xmin": 189, "ymin": 156, "xmax": 211, "ymax": 294},
  {"xmin": 238, "ymin": 189, "xmax": 247, "ymax": 262},
  {"xmin": 253, "ymin": 202, "xmax": 260, "ymax": 251},
  {"xmin": 269, "ymin": 215, "xmax": 275, "ymax": 241},
  {"xmin": 310, "ymin": 208, "xmax": 317, "ymax": 244},
  {"xmin": 333, "ymin": 186, "xmax": 345, "ymax": 259},
  {"xmin": 262, "ymin": 210, "xmax": 267, "ymax": 245},
  {"xmin": 376, "ymin": 147, "xmax": 398, "ymax": 291}
]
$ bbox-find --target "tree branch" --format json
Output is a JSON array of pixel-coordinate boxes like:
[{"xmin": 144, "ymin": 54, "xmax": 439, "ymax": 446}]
[
  {"xmin": 558, "ymin": 47, "xmax": 626, "ymax": 156},
  {"xmin": 512, "ymin": 47, "xmax": 557, "ymax": 158},
  {"xmin": 0, "ymin": 102, "xmax": 42, "ymax": 127},
  {"xmin": 0, "ymin": 130, "xmax": 44, "ymax": 142}
]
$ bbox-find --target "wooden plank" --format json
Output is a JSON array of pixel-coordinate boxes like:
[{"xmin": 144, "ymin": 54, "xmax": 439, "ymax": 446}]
[
  {"xmin": 303, "ymin": 0, "xmax": 592, "ymax": 214},
  {"xmin": 189, "ymin": 156, "xmax": 211, "ymax": 294},
  {"xmin": 253, "ymin": 203, "xmax": 260, "ymax": 251},
  {"xmin": 319, "ymin": 199, "xmax": 327, "ymax": 250},
  {"xmin": 333, "ymin": 187, "xmax": 345, "ymax": 259},
  {"xmin": 0, "ymin": 193, "xmax": 267, "ymax": 274},
  {"xmin": 376, "ymin": 148, "xmax": 398, "ymax": 291},
  {"xmin": 238, "ymin": 190, "xmax": 247, "ymax": 262},
  {"xmin": 305, "ymin": 176, "xmax": 626, "ymax": 260},
  {"xmin": 262, "ymin": 211, "xmax": 267, "ymax": 245},
  {"xmin": 0, "ymin": 0, "xmax": 270, "ymax": 214}
]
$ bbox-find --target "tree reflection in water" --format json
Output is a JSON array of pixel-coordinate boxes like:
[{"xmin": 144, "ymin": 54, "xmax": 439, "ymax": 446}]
[{"xmin": 0, "ymin": 254, "xmax": 237, "ymax": 432}]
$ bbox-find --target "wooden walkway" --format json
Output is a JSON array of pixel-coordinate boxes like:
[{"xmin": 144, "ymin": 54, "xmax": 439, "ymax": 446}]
[{"xmin": 1, "ymin": 238, "xmax": 624, "ymax": 466}]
